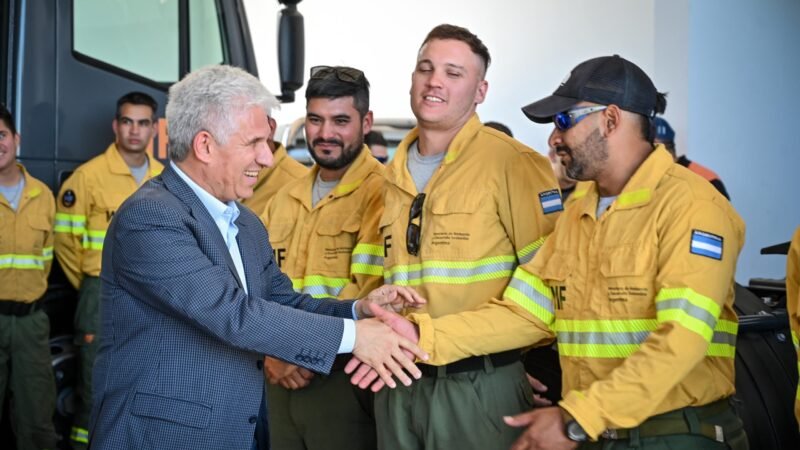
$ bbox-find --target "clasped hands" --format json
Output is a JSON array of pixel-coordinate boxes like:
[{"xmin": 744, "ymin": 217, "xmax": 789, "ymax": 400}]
[{"xmin": 265, "ymin": 285, "xmax": 426, "ymax": 391}]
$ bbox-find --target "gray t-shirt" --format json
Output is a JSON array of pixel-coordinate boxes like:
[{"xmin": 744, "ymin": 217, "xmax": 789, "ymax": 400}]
[
  {"xmin": 597, "ymin": 195, "xmax": 617, "ymax": 219},
  {"xmin": 130, "ymin": 159, "xmax": 150, "ymax": 185},
  {"xmin": 312, "ymin": 172, "xmax": 339, "ymax": 208},
  {"xmin": 0, "ymin": 176, "xmax": 25, "ymax": 211},
  {"xmin": 407, "ymin": 140, "xmax": 446, "ymax": 193}
]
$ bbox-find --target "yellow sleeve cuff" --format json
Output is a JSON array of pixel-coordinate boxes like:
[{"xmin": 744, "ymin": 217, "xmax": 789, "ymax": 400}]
[
  {"xmin": 559, "ymin": 391, "xmax": 606, "ymax": 441},
  {"xmin": 407, "ymin": 312, "xmax": 435, "ymax": 362}
]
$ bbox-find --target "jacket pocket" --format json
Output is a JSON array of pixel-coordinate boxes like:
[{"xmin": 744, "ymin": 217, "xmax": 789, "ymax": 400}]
[
  {"xmin": 599, "ymin": 243, "xmax": 655, "ymax": 315},
  {"xmin": 427, "ymin": 192, "xmax": 489, "ymax": 259},
  {"xmin": 132, "ymin": 391, "xmax": 212, "ymax": 429}
]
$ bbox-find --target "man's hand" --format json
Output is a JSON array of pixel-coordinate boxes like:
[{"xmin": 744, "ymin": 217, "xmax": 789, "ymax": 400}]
[
  {"xmin": 526, "ymin": 374, "xmax": 553, "ymax": 407},
  {"xmin": 356, "ymin": 285, "xmax": 426, "ymax": 319},
  {"xmin": 351, "ymin": 303, "xmax": 427, "ymax": 389},
  {"xmin": 264, "ymin": 356, "xmax": 314, "ymax": 390},
  {"xmin": 347, "ymin": 303, "xmax": 421, "ymax": 392},
  {"xmin": 504, "ymin": 406, "xmax": 577, "ymax": 450}
]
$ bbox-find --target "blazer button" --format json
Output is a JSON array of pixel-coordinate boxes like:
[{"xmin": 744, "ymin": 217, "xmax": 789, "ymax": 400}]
[
  {"xmin": 249, "ymin": 416, "xmax": 257, "ymax": 424},
  {"xmin": 257, "ymin": 360, "xmax": 264, "ymax": 370}
]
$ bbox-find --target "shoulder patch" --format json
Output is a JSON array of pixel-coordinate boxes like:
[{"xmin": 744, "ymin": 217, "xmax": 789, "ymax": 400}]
[
  {"xmin": 61, "ymin": 189, "xmax": 76, "ymax": 208},
  {"xmin": 539, "ymin": 189, "xmax": 563, "ymax": 214},
  {"xmin": 690, "ymin": 229, "xmax": 723, "ymax": 260}
]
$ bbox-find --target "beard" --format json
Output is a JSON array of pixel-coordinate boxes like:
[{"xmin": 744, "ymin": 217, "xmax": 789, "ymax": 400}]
[
  {"xmin": 557, "ymin": 128, "xmax": 608, "ymax": 181},
  {"xmin": 309, "ymin": 138, "xmax": 363, "ymax": 170}
]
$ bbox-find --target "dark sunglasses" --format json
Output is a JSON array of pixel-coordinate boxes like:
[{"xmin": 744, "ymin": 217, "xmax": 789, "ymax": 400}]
[
  {"xmin": 553, "ymin": 105, "xmax": 607, "ymax": 131},
  {"xmin": 309, "ymin": 65, "xmax": 366, "ymax": 85},
  {"xmin": 406, "ymin": 193, "xmax": 426, "ymax": 256}
]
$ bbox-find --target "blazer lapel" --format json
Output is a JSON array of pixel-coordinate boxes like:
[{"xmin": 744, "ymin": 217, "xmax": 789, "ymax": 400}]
[
  {"xmin": 234, "ymin": 215, "xmax": 261, "ymax": 295},
  {"xmin": 161, "ymin": 166, "xmax": 245, "ymax": 290}
]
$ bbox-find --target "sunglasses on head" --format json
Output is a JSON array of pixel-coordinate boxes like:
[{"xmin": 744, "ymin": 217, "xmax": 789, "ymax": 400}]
[
  {"xmin": 309, "ymin": 66, "xmax": 366, "ymax": 85},
  {"xmin": 553, "ymin": 105, "xmax": 607, "ymax": 131}
]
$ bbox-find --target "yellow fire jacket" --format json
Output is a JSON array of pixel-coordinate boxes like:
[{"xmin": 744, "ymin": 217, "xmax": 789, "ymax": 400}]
[
  {"xmin": 54, "ymin": 144, "xmax": 163, "ymax": 288},
  {"xmin": 787, "ymin": 226, "xmax": 800, "ymax": 425},
  {"xmin": 262, "ymin": 146, "xmax": 385, "ymax": 300},
  {"xmin": 382, "ymin": 114, "xmax": 561, "ymax": 365},
  {"xmin": 503, "ymin": 146, "xmax": 744, "ymax": 439},
  {"xmin": 0, "ymin": 164, "xmax": 55, "ymax": 302},
  {"xmin": 242, "ymin": 143, "xmax": 308, "ymax": 216}
]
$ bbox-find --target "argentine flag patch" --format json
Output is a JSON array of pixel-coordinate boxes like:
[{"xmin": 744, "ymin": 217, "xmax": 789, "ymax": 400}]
[
  {"xmin": 690, "ymin": 230, "xmax": 723, "ymax": 260},
  {"xmin": 538, "ymin": 189, "xmax": 563, "ymax": 214}
]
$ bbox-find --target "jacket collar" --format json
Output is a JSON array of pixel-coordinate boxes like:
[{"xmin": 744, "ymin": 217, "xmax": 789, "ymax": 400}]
[
  {"xmin": 387, "ymin": 113, "xmax": 483, "ymax": 195},
  {"xmin": 572, "ymin": 145, "xmax": 673, "ymax": 218},
  {"xmin": 288, "ymin": 145, "xmax": 383, "ymax": 209},
  {"xmin": 104, "ymin": 143, "xmax": 164, "ymax": 179}
]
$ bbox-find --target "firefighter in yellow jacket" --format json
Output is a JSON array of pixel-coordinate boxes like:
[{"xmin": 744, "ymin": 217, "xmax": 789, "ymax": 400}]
[
  {"xmin": 54, "ymin": 92, "xmax": 164, "ymax": 449},
  {"xmin": 347, "ymin": 25, "xmax": 562, "ymax": 450},
  {"xmin": 0, "ymin": 105, "xmax": 58, "ymax": 449},
  {"xmin": 787, "ymin": 226, "xmax": 800, "ymax": 428},
  {"xmin": 501, "ymin": 55, "xmax": 748, "ymax": 450},
  {"xmin": 260, "ymin": 66, "xmax": 385, "ymax": 450},
  {"xmin": 241, "ymin": 115, "xmax": 307, "ymax": 215}
]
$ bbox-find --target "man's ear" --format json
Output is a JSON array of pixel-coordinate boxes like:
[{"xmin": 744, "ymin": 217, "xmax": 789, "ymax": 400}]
[
  {"xmin": 192, "ymin": 130, "xmax": 214, "ymax": 163},
  {"xmin": 603, "ymin": 105, "xmax": 622, "ymax": 136},
  {"xmin": 362, "ymin": 111, "xmax": 374, "ymax": 135}
]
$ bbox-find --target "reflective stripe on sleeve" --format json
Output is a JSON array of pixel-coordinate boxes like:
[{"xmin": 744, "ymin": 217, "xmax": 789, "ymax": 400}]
[
  {"xmin": 655, "ymin": 287, "xmax": 721, "ymax": 342},
  {"xmin": 384, "ymin": 255, "xmax": 516, "ymax": 286},
  {"xmin": 291, "ymin": 275, "xmax": 349, "ymax": 299},
  {"xmin": 503, "ymin": 267, "xmax": 555, "ymax": 325},
  {"xmin": 54, "ymin": 213, "xmax": 86, "ymax": 235},
  {"xmin": 82, "ymin": 229, "xmax": 106, "ymax": 250},
  {"xmin": 350, "ymin": 243, "xmax": 384, "ymax": 276},
  {"xmin": 517, "ymin": 236, "xmax": 547, "ymax": 265}
]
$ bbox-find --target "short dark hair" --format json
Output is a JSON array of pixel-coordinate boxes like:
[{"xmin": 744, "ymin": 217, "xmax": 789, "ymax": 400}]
[
  {"xmin": 305, "ymin": 66, "xmax": 370, "ymax": 118},
  {"xmin": 364, "ymin": 130, "xmax": 387, "ymax": 147},
  {"xmin": 116, "ymin": 91, "xmax": 158, "ymax": 119},
  {"xmin": 0, "ymin": 104, "xmax": 17, "ymax": 135},
  {"xmin": 484, "ymin": 121, "xmax": 512, "ymax": 137},
  {"xmin": 421, "ymin": 24, "xmax": 491, "ymax": 75}
]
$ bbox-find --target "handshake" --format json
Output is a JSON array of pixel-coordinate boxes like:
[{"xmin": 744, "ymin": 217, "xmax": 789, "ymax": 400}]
[{"xmin": 264, "ymin": 285, "xmax": 428, "ymax": 391}]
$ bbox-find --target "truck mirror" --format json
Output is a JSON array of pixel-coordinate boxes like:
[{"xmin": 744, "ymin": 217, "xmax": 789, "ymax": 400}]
[{"xmin": 277, "ymin": 0, "xmax": 304, "ymax": 103}]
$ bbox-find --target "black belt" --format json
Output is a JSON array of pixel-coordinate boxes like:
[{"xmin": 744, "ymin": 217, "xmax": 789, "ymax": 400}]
[
  {"xmin": 416, "ymin": 350, "xmax": 520, "ymax": 377},
  {"xmin": 602, "ymin": 398, "xmax": 734, "ymax": 441},
  {"xmin": 0, "ymin": 300, "xmax": 39, "ymax": 317}
]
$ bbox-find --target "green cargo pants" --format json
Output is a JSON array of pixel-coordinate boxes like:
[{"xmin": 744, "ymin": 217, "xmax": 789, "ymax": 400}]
[
  {"xmin": 70, "ymin": 275, "xmax": 101, "ymax": 449},
  {"xmin": 375, "ymin": 359, "xmax": 533, "ymax": 450},
  {"xmin": 267, "ymin": 369, "xmax": 376, "ymax": 450},
  {"xmin": 580, "ymin": 398, "xmax": 749, "ymax": 450},
  {"xmin": 0, "ymin": 309, "xmax": 58, "ymax": 450}
]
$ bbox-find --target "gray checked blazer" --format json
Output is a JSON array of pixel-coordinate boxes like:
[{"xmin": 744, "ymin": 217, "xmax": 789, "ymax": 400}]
[{"xmin": 89, "ymin": 165, "xmax": 354, "ymax": 449}]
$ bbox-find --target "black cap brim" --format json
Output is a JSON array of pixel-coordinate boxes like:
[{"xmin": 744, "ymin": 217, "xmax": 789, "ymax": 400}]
[{"xmin": 521, "ymin": 95, "xmax": 580, "ymax": 123}]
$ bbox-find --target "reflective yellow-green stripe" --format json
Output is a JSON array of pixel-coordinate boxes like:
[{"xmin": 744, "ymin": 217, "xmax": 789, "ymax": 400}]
[
  {"xmin": 517, "ymin": 236, "xmax": 546, "ymax": 265},
  {"xmin": 82, "ymin": 229, "xmax": 106, "ymax": 250},
  {"xmin": 54, "ymin": 213, "xmax": 86, "ymax": 234},
  {"xmin": 655, "ymin": 287, "xmax": 721, "ymax": 342},
  {"xmin": 617, "ymin": 188, "xmax": 651, "ymax": 207},
  {"xmin": 385, "ymin": 255, "xmax": 515, "ymax": 286},
  {"xmin": 71, "ymin": 426, "xmax": 89, "ymax": 444},
  {"xmin": 555, "ymin": 318, "xmax": 658, "ymax": 358},
  {"xmin": 707, "ymin": 319, "xmax": 737, "ymax": 358},
  {"xmin": 0, "ymin": 253, "xmax": 50, "ymax": 270},
  {"xmin": 792, "ymin": 330, "xmax": 799, "ymax": 350},
  {"xmin": 351, "ymin": 243, "xmax": 384, "ymax": 276},
  {"xmin": 291, "ymin": 275, "xmax": 349, "ymax": 298},
  {"xmin": 503, "ymin": 268, "xmax": 555, "ymax": 324}
]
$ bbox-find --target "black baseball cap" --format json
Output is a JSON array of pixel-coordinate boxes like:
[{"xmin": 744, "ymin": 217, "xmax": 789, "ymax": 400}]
[{"xmin": 522, "ymin": 55, "xmax": 661, "ymax": 123}]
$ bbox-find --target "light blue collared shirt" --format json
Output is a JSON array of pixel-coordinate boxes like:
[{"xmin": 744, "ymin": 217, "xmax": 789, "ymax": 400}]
[{"xmin": 170, "ymin": 162, "xmax": 355, "ymax": 353}]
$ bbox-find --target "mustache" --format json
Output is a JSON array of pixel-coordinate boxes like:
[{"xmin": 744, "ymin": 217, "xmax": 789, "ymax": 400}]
[
  {"xmin": 555, "ymin": 145, "xmax": 571, "ymax": 155},
  {"xmin": 312, "ymin": 138, "xmax": 344, "ymax": 148}
]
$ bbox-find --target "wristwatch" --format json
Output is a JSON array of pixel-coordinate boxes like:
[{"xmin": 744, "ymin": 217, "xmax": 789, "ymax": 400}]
[{"xmin": 565, "ymin": 419, "xmax": 588, "ymax": 442}]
